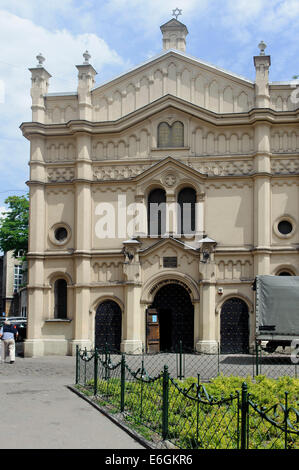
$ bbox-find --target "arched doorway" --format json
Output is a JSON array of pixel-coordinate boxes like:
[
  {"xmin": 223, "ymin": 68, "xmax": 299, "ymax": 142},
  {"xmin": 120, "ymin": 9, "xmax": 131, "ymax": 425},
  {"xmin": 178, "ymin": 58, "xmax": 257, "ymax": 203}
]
[
  {"xmin": 220, "ymin": 298, "xmax": 249, "ymax": 354},
  {"xmin": 95, "ymin": 300, "xmax": 122, "ymax": 352},
  {"xmin": 149, "ymin": 283, "xmax": 194, "ymax": 352}
]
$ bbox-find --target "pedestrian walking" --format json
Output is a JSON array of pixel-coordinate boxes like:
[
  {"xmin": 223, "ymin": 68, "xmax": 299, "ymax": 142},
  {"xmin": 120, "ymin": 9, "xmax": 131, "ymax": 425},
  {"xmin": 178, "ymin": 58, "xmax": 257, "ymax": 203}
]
[{"xmin": 0, "ymin": 320, "xmax": 18, "ymax": 363}]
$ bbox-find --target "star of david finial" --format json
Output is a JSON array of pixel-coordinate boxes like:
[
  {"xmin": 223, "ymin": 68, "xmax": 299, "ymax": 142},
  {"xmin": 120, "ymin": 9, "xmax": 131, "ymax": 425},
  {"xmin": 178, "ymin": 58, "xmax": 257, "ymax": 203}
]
[{"xmin": 172, "ymin": 7, "xmax": 182, "ymax": 20}]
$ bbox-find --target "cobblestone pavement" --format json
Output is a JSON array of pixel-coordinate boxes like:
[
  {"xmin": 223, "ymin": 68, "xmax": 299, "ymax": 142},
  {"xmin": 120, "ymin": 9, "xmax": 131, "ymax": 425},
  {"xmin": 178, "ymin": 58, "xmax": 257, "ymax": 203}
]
[{"xmin": 0, "ymin": 348, "xmax": 144, "ymax": 449}]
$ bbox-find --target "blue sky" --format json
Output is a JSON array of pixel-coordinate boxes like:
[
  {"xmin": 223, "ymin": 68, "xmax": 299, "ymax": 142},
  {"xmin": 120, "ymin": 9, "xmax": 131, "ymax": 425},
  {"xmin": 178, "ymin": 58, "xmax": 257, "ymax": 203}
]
[{"xmin": 1, "ymin": 0, "xmax": 299, "ymax": 213}]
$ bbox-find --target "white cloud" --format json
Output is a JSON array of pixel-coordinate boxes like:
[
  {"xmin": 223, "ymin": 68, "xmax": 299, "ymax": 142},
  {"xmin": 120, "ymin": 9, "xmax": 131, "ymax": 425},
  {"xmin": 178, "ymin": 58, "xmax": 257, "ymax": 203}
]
[{"xmin": 0, "ymin": 9, "xmax": 130, "ymax": 208}]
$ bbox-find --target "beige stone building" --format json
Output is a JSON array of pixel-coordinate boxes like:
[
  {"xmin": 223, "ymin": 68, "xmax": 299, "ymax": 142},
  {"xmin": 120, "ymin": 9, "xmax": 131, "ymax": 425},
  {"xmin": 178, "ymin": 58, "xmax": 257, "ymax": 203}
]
[
  {"xmin": 1, "ymin": 251, "xmax": 27, "ymax": 317},
  {"xmin": 21, "ymin": 18, "xmax": 299, "ymax": 357}
]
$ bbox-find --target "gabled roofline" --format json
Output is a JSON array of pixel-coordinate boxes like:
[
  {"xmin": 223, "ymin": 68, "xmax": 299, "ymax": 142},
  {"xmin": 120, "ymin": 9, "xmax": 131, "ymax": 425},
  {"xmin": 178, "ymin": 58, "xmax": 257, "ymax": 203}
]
[
  {"xmin": 92, "ymin": 49, "xmax": 254, "ymax": 95},
  {"xmin": 160, "ymin": 18, "xmax": 189, "ymax": 34},
  {"xmin": 133, "ymin": 155, "xmax": 208, "ymax": 183},
  {"xmin": 138, "ymin": 236, "xmax": 200, "ymax": 256}
]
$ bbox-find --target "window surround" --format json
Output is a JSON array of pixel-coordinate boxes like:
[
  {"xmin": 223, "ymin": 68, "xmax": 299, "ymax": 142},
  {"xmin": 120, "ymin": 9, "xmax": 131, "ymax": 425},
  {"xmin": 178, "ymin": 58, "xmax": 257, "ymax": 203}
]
[
  {"xmin": 273, "ymin": 216, "xmax": 296, "ymax": 239},
  {"xmin": 49, "ymin": 222, "xmax": 72, "ymax": 247}
]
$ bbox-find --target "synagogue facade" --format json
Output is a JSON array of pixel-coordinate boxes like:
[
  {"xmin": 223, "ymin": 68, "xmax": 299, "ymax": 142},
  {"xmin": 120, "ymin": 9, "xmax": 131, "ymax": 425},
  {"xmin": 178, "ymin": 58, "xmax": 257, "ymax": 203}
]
[{"xmin": 21, "ymin": 18, "xmax": 299, "ymax": 356}]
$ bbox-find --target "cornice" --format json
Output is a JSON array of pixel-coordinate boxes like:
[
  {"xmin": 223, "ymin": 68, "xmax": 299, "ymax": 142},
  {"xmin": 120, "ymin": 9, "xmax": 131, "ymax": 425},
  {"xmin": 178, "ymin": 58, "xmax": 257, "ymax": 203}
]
[{"xmin": 20, "ymin": 95, "xmax": 299, "ymax": 140}]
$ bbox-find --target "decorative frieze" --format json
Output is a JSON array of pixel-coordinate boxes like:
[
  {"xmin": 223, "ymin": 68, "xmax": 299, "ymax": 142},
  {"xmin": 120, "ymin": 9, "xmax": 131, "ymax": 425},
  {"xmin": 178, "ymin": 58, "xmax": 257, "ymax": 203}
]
[
  {"xmin": 46, "ymin": 188, "xmax": 74, "ymax": 196},
  {"xmin": 189, "ymin": 160, "xmax": 254, "ymax": 177},
  {"xmin": 47, "ymin": 167, "xmax": 75, "ymax": 183},
  {"xmin": 92, "ymin": 261, "xmax": 123, "ymax": 282},
  {"xmin": 45, "ymin": 142, "xmax": 76, "ymax": 162},
  {"xmin": 271, "ymin": 158, "xmax": 299, "ymax": 175},
  {"xmin": 93, "ymin": 164, "xmax": 152, "ymax": 181},
  {"xmin": 217, "ymin": 259, "xmax": 253, "ymax": 280},
  {"xmin": 205, "ymin": 181, "xmax": 253, "ymax": 190},
  {"xmin": 271, "ymin": 130, "xmax": 299, "ymax": 154}
]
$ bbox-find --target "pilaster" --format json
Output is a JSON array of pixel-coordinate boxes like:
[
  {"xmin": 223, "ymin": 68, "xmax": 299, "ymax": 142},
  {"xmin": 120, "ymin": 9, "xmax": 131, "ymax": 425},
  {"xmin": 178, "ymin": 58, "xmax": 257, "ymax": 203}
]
[
  {"xmin": 196, "ymin": 238, "xmax": 218, "ymax": 354},
  {"xmin": 121, "ymin": 240, "xmax": 143, "ymax": 353},
  {"xmin": 253, "ymin": 122, "xmax": 271, "ymax": 275}
]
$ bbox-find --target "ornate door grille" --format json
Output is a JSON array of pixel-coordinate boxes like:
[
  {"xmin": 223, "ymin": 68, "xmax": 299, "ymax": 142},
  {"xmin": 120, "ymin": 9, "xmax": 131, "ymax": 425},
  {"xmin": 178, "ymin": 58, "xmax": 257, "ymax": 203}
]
[
  {"xmin": 151, "ymin": 283, "xmax": 194, "ymax": 352},
  {"xmin": 95, "ymin": 300, "xmax": 122, "ymax": 352},
  {"xmin": 220, "ymin": 298, "xmax": 249, "ymax": 354}
]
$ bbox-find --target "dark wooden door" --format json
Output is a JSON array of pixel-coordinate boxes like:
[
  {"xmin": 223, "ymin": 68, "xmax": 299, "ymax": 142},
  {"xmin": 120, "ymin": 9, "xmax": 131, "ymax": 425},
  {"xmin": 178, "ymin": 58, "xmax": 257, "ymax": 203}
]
[
  {"xmin": 150, "ymin": 283, "xmax": 194, "ymax": 352},
  {"xmin": 95, "ymin": 300, "xmax": 122, "ymax": 352},
  {"xmin": 220, "ymin": 298, "xmax": 249, "ymax": 354},
  {"xmin": 146, "ymin": 308, "xmax": 160, "ymax": 353}
]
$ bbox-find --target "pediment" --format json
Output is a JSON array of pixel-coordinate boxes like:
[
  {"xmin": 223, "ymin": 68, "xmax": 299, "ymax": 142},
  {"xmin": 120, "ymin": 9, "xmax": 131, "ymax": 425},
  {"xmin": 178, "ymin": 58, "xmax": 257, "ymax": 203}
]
[
  {"xmin": 139, "ymin": 237, "xmax": 199, "ymax": 259},
  {"xmin": 160, "ymin": 18, "xmax": 187, "ymax": 30},
  {"xmin": 91, "ymin": 50, "xmax": 255, "ymax": 122},
  {"xmin": 134, "ymin": 156, "xmax": 206, "ymax": 195}
]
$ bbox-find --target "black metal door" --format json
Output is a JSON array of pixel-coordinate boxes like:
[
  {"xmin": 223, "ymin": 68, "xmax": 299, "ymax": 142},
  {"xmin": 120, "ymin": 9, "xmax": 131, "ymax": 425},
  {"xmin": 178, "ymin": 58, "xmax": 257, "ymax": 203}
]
[
  {"xmin": 220, "ymin": 298, "xmax": 249, "ymax": 354},
  {"xmin": 95, "ymin": 300, "xmax": 122, "ymax": 352},
  {"xmin": 151, "ymin": 283, "xmax": 194, "ymax": 352}
]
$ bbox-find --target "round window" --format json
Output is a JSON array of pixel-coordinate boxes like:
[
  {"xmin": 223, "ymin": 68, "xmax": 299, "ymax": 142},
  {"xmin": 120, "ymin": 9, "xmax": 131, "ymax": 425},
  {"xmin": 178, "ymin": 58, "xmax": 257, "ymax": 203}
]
[
  {"xmin": 277, "ymin": 220, "xmax": 293, "ymax": 235},
  {"xmin": 54, "ymin": 227, "xmax": 68, "ymax": 242}
]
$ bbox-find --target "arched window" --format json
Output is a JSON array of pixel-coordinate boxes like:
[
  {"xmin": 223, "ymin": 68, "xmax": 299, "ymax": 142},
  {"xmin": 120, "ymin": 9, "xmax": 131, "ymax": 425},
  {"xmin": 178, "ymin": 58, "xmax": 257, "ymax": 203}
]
[
  {"xmin": 54, "ymin": 279, "xmax": 67, "ymax": 319},
  {"xmin": 178, "ymin": 187, "xmax": 196, "ymax": 235},
  {"xmin": 148, "ymin": 189, "xmax": 166, "ymax": 236},
  {"xmin": 158, "ymin": 121, "xmax": 184, "ymax": 148},
  {"xmin": 277, "ymin": 271, "xmax": 294, "ymax": 276}
]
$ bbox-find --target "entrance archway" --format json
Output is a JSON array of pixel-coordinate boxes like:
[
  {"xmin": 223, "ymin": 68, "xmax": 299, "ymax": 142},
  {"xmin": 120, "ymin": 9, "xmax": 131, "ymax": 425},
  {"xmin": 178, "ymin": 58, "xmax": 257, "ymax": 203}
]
[
  {"xmin": 95, "ymin": 300, "xmax": 122, "ymax": 352},
  {"xmin": 149, "ymin": 283, "xmax": 194, "ymax": 352},
  {"xmin": 220, "ymin": 298, "xmax": 249, "ymax": 354}
]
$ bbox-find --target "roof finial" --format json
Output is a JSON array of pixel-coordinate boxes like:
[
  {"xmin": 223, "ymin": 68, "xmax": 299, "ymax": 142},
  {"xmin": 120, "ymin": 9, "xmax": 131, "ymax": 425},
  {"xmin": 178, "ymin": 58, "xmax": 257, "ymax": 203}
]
[
  {"xmin": 83, "ymin": 50, "xmax": 91, "ymax": 65},
  {"xmin": 36, "ymin": 53, "xmax": 45, "ymax": 67},
  {"xmin": 258, "ymin": 40, "xmax": 267, "ymax": 56},
  {"xmin": 172, "ymin": 7, "xmax": 182, "ymax": 20}
]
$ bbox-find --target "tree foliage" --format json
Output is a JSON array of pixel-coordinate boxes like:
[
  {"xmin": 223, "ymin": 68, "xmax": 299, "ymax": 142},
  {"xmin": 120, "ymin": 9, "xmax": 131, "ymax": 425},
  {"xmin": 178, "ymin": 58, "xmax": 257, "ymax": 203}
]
[{"xmin": 0, "ymin": 194, "xmax": 29, "ymax": 257}]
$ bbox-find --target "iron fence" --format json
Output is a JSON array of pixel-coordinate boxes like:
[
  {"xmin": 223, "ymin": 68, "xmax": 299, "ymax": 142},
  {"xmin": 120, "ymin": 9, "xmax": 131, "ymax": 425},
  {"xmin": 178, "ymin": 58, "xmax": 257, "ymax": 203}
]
[
  {"xmin": 92, "ymin": 341, "xmax": 298, "ymax": 381},
  {"xmin": 75, "ymin": 347, "xmax": 299, "ymax": 450}
]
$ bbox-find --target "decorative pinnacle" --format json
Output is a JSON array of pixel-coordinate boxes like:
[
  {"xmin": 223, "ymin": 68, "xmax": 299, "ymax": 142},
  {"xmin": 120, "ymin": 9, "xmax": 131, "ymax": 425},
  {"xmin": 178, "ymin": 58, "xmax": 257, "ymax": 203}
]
[
  {"xmin": 83, "ymin": 50, "xmax": 91, "ymax": 65},
  {"xmin": 258, "ymin": 40, "xmax": 267, "ymax": 56},
  {"xmin": 36, "ymin": 53, "xmax": 45, "ymax": 67},
  {"xmin": 172, "ymin": 7, "xmax": 182, "ymax": 20}
]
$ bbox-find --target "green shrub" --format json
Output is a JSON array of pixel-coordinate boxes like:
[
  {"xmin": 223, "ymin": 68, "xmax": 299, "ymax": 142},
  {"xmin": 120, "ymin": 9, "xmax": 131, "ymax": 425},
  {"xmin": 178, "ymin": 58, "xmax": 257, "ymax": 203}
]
[{"xmin": 78, "ymin": 375, "xmax": 299, "ymax": 449}]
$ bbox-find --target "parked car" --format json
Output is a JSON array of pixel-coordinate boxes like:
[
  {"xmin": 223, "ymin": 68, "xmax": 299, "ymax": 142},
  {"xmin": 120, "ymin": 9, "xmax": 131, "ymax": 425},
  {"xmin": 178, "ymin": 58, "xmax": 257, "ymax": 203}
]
[{"xmin": 0, "ymin": 316, "xmax": 27, "ymax": 342}]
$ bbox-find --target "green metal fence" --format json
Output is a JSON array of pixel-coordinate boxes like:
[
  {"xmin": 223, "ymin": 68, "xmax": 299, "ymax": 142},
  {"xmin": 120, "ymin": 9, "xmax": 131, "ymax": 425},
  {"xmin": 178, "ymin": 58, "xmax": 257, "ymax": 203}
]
[
  {"xmin": 84, "ymin": 341, "xmax": 298, "ymax": 381},
  {"xmin": 75, "ymin": 346, "xmax": 299, "ymax": 450}
]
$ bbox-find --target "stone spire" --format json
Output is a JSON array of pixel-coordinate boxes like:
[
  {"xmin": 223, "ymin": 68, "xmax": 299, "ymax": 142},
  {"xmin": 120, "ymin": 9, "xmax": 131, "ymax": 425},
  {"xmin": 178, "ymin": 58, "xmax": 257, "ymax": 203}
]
[
  {"xmin": 254, "ymin": 41, "xmax": 271, "ymax": 108},
  {"xmin": 160, "ymin": 16, "xmax": 188, "ymax": 53}
]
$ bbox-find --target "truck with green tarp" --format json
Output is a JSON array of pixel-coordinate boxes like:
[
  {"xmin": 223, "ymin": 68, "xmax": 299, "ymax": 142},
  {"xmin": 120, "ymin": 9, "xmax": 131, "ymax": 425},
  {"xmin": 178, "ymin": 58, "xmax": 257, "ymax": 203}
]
[{"xmin": 255, "ymin": 275, "xmax": 299, "ymax": 352}]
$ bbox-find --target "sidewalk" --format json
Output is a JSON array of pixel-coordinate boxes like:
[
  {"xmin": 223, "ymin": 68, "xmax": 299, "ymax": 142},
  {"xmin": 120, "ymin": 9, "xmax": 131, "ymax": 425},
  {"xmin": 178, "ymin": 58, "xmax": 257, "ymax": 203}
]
[{"xmin": 0, "ymin": 352, "xmax": 144, "ymax": 449}]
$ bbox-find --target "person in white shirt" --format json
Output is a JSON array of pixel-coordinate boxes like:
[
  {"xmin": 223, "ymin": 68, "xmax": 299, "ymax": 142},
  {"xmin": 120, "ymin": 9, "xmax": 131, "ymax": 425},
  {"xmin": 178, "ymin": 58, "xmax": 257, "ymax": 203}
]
[{"xmin": 0, "ymin": 320, "xmax": 18, "ymax": 363}]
